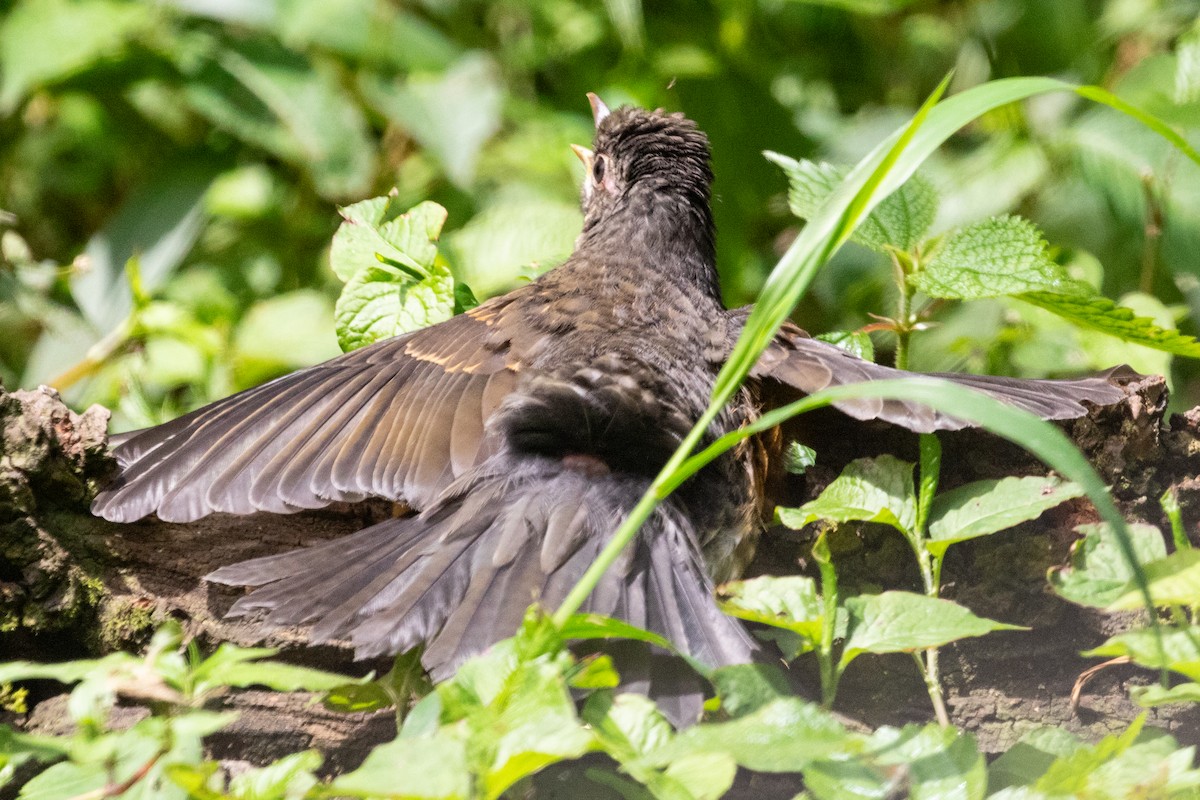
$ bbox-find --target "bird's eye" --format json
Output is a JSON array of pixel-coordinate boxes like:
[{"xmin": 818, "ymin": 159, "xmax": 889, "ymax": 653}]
[{"xmin": 592, "ymin": 155, "xmax": 607, "ymax": 183}]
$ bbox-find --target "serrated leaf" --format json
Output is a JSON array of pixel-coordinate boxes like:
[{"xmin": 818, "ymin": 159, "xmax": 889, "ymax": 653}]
[
  {"xmin": 926, "ymin": 475, "xmax": 1085, "ymax": 557},
  {"xmin": 192, "ymin": 643, "xmax": 361, "ymax": 697},
  {"xmin": 1108, "ymin": 548, "xmax": 1200, "ymax": 610},
  {"xmin": 1050, "ymin": 522, "xmax": 1167, "ymax": 608},
  {"xmin": 483, "ymin": 661, "xmax": 596, "ymax": 798},
  {"xmin": 841, "ymin": 592, "xmax": 1024, "ymax": 668},
  {"xmin": 765, "ymin": 153, "xmax": 937, "ymax": 252},
  {"xmin": 777, "ymin": 454, "xmax": 917, "ymax": 535},
  {"xmin": 334, "ymin": 253, "xmax": 455, "ymax": 351},
  {"xmin": 1085, "ymin": 626, "xmax": 1200, "ymax": 682},
  {"xmin": 1019, "ymin": 290, "xmax": 1200, "ymax": 358},
  {"xmin": 716, "ymin": 575, "xmax": 824, "ymax": 652},
  {"xmin": 912, "ymin": 215, "xmax": 1078, "ymax": 300},
  {"xmin": 330, "ymin": 197, "xmax": 447, "ymax": 283}
]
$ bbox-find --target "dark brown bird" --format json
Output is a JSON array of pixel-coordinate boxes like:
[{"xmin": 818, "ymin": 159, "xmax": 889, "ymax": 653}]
[{"xmin": 93, "ymin": 97, "xmax": 1131, "ymax": 720}]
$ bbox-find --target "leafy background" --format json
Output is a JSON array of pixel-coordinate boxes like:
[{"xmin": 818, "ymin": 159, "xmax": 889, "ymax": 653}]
[{"xmin": 3, "ymin": 0, "xmax": 1200, "ymax": 432}]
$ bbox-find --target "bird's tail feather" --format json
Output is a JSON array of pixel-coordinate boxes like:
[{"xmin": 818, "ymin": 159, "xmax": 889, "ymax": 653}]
[{"xmin": 207, "ymin": 457, "xmax": 759, "ymax": 684}]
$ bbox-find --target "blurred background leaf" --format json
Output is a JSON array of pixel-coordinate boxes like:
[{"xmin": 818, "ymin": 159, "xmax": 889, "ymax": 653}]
[{"xmin": 2, "ymin": 0, "xmax": 1199, "ymax": 431}]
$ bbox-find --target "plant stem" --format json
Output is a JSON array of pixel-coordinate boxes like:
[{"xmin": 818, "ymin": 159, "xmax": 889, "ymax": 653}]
[
  {"xmin": 814, "ymin": 533, "xmax": 842, "ymax": 708},
  {"xmin": 914, "ymin": 651, "xmax": 951, "ymax": 727},
  {"xmin": 891, "ymin": 249, "xmax": 917, "ymax": 370}
]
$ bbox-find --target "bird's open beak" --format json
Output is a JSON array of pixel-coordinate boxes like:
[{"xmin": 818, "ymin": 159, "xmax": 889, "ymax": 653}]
[
  {"xmin": 570, "ymin": 143, "xmax": 594, "ymax": 173},
  {"xmin": 586, "ymin": 92, "xmax": 610, "ymax": 127}
]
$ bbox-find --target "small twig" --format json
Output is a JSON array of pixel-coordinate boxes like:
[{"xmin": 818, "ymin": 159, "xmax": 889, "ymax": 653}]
[
  {"xmin": 67, "ymin": 748, "xmax": 168, "ymax": 800},
  {"xmin": 1070, "ymin": 656, "xmax": 1132, "ymax": 713}
]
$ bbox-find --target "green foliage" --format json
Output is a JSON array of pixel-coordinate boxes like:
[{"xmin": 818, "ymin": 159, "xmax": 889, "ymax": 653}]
[
  {"xmin": 330, "ymin": 198, "xmax": 457, "ymax": 351},
  {"xmin": 0, "ymin": 623, "xmax": 360, "ymax": 799},
  {"xmin": 6, "ymin": 2, "xmax": 1200, "ymax": 795}
]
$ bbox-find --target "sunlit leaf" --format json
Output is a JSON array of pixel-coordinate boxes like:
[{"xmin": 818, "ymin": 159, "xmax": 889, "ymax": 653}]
[
  {"xmin": 912, "ymin": 215, "xmax": 1079, "ymax": 300},
  {"xmin": 1085, "ymin": 626, "xmax": 1200, "ymax": 683},
  {"xmin": 777, "ymin": 454, "xmax": 917, "ymax": 535},
  {"xmin": 1050, "ymin": 522, "xmax": 1167, "ymax": 608},
  {"xmin": 840, "ymin": 591, "xmax": 1024, "ymax": 668},
  {"xmin": 1020, "ymin": 290, "xmax": 1200, "ymax": 358},
  {"xmin": 765, "ymin": 153, "xmax": 937, "ymax": 252},
  {"xmin": 716, "ymin": 575, "xmax": 824, "ymax": 653},
  {"xmin": 1109, "ymin": 549, "xmax": 1200, "ymax": 610},
  {"xmin": 926, "ymin": 475, "xmax": 1085, "ymax": 557}
]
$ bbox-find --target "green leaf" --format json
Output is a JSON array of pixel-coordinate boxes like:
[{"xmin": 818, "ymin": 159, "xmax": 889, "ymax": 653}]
[
  {"xmin": 233, "ymin": 290, "xmax": 342, "ymax": 385},
  {"xmin": 583, "ymin": 692, "xmax": 732, "ymax": 800},
  {"xmin": 329, "ymin": 734, "xmax": 471, "ymax": 799},
  {"xmin": 708, "ymin": 664, "xmax": 791, "ymax": 718},
  {"xmin": 559, "ymin": 613, "xmax": 675, "ymax": 651},
  {"xmin": 332, "ymin": 200, "xmax": 456, "ymax": 351},
  {"xmin": 227, "ymin": 750, "xmax": 322, "ymax": 799},
  {"xmin": 662, "ymin": 753, "xmax": 737, "ymax": 800},
  {"xmin": 993, "ymin": 719, "xmax": 1200, "ymax": 797},
  {"xmin": 192, "ymin": 643, "xmax": 362, "ymax": 697},
  {"xmin": 325, "ymin": 648, "xmax": 430, "ymax": 717},
  {"xmin": 777, "ymin": 454, "xmax": 917, "ymax": 535},
  {"xmin": 782, "ymin": 441, "xmax": 818, "ymax": 475},
  {"xmin": 0, "ymin": 0, "xmax": 153, "ymax": 113},
  {"xmin": 716, "ymin": 575, "xmax": 824, "ymax": 652},
  {"xmin": 1109, "ymin": 548, "xmax": 1200, "ymax": 610},
  {"xmin": 926, "ymin": 475, "xmax": 1085, "ymax": 557},
  {"xmin": 653, "ymin": 699, "xmax": 857, "ymax": 773},
  {"xmin": 765, "ymin": 153, "xmax": 937, "ymax": 252},
  {"xmin": 361, "ymin": 53, "xmax": 502, "ymax": 188},
  {"xmin": 987, "ymin": 727, "xmax": 1082, "ymax": 792},
  {"xmin": 840, "ymin": 591, "xmax": 1024, "ymax": 668},
  {"xmin": 482, "ymin": 661, "xmax": 596, "ymax": 798},
  {"xmin": 809, "ymin": 724, "xmax": 986, "ymax": 800},
  {"xmin": 1130, "ymin": 682, "xmax": 1200, "ymax": 707},
  {"xmin": 1085, "ymin": 626, "xmax": 1200, "ymax": 682},
  {"xmin": 1019, "ymin": 290, "xmax": 1200, "ymax": 358},
  {"xmin": 912, "ymin": 215, "xmax": 1078, "ymax": 300},
  {"xmin": 1050, "ymin": 522, "xmax": 1167, "ymax": 608},
  {"xmin": 330, "ymin": 197, "xmax": 446, "ymax": 283},
  {"xmin": 814, "ymin": 330, "xmax": 875, "ymax": 361}
]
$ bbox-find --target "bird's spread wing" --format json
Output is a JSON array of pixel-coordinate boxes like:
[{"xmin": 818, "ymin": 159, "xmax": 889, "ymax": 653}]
[
  {"xmin": 93, "ymin": 296, "xmax": 534, "ymax": 523},
  {"xmin": 742, "ymin": 317, "xmax": 1136, "ymax": 433}
]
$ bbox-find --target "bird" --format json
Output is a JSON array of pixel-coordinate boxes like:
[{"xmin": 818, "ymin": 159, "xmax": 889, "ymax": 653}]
[{"xmin": 92, "ymin": 95, "xmax": 1134, "ymax": 722}]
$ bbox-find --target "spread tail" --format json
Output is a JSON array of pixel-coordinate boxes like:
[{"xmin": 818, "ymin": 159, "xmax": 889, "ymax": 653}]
[{"xmin": 208, "ymin": 455, "xmax": 759, "ymax": 707}]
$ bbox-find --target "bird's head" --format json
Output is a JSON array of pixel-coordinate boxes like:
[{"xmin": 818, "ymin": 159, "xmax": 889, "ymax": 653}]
[{"xmin": 572, "ymin": 94, "xmax": 714, "ymax": 233}]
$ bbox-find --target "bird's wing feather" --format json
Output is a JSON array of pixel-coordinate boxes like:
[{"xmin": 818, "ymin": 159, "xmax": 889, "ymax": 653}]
[
  {"xmin": 92, "ymin": 298, "xmax": 529, "ymax": 523},
  {"xmin": 738, "ymin": 315, "xmax": 1137, "ymax": 433}
]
